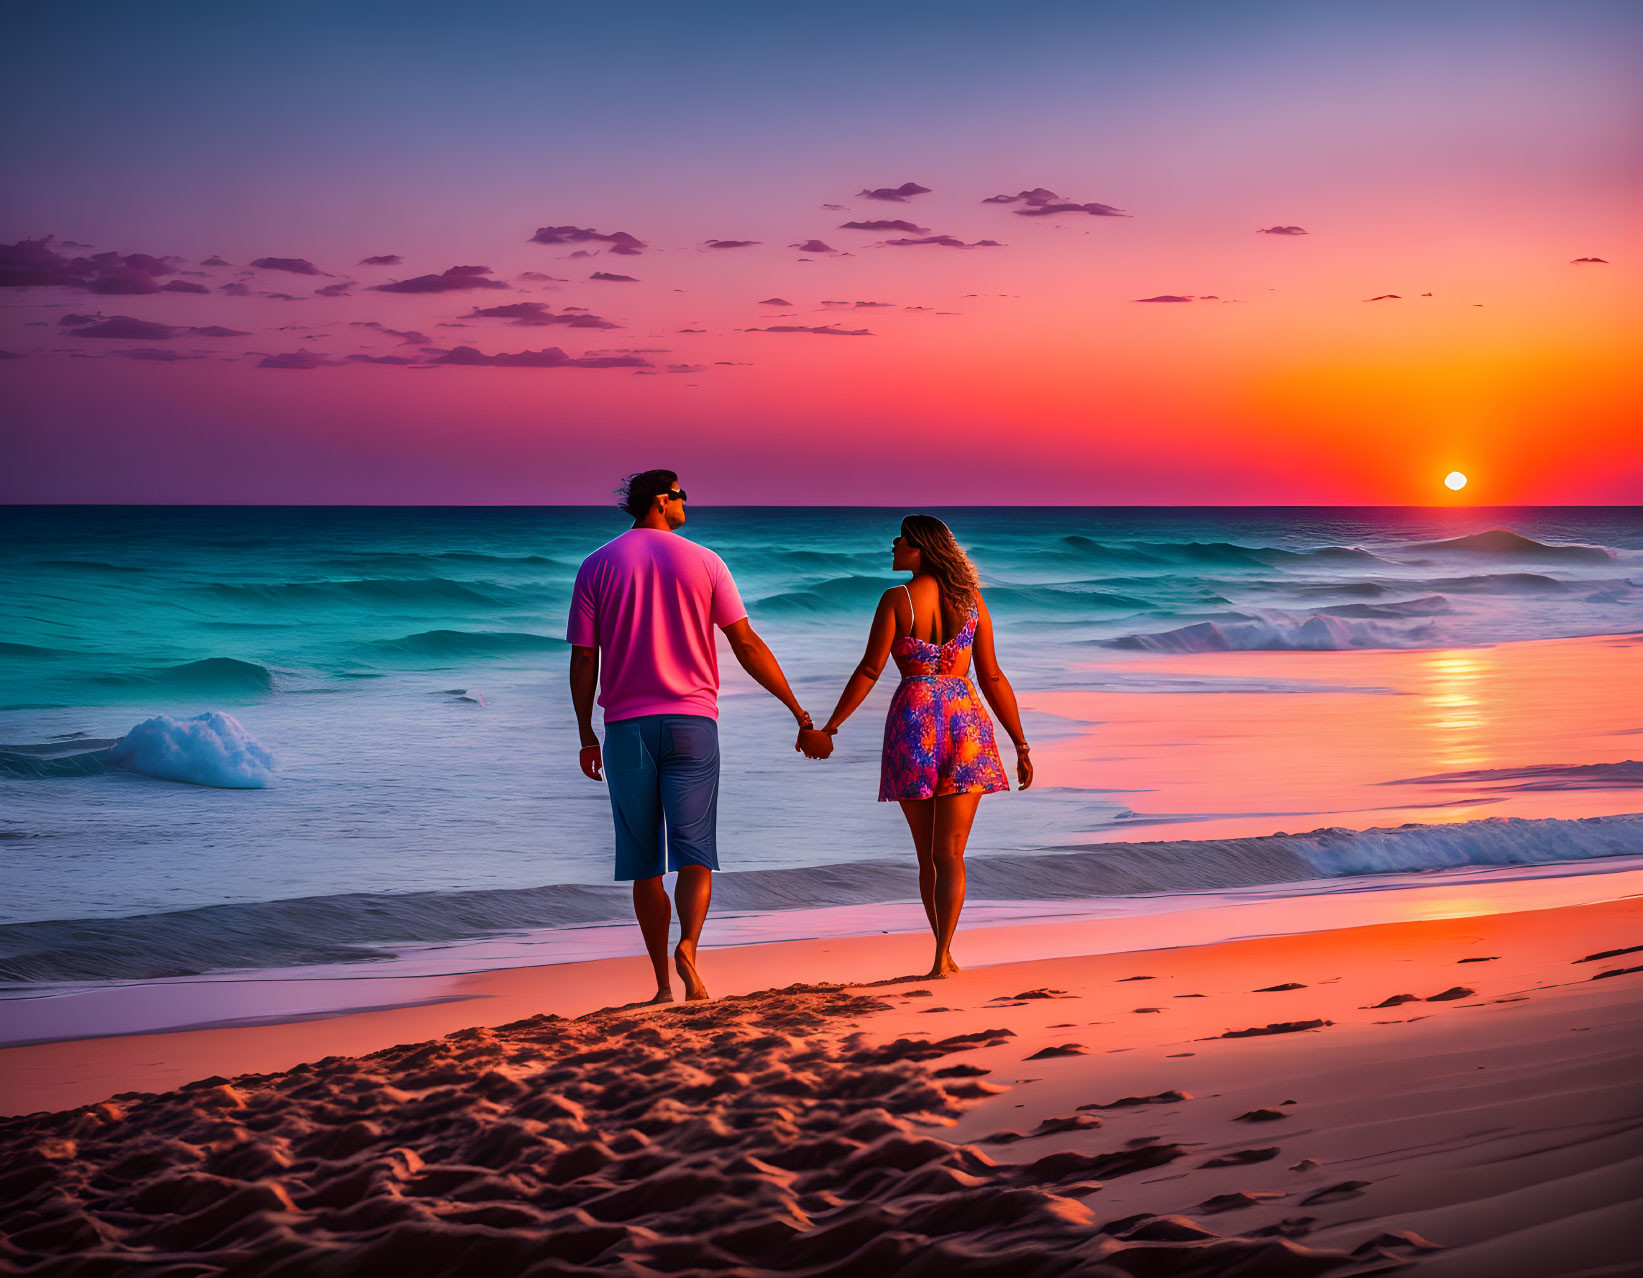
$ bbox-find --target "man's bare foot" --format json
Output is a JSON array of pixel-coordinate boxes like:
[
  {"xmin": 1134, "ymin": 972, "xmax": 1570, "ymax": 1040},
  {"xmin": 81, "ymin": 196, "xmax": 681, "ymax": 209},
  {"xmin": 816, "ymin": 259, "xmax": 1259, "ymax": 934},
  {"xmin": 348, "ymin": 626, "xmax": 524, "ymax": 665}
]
[
  {"xmin": 674, "ymin": 940, "xmax": 710, "ymax": 1001},
  {"xmin": 643, "ymin": 988, "xmax": 675, "ymax": 1005},
  {"xmin": 941, "ymin": 953, "xmax": 961, "ymax": 974}
]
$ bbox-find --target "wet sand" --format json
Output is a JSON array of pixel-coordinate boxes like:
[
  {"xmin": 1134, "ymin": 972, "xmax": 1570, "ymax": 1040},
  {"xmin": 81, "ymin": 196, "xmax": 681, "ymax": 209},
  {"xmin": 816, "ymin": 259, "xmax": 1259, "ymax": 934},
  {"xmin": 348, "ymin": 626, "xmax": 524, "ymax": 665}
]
[{"xmin": 4, "ymin": 886, "xmax": 1639, "ymax": 1275}]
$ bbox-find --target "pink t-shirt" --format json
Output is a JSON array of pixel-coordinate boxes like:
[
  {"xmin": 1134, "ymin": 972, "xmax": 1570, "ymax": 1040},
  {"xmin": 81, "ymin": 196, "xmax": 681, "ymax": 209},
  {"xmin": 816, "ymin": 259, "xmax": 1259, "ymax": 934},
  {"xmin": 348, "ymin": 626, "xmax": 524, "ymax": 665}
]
[{"xmin": 566, "ymin": 529, "xmax": 748, "ymax": 722}]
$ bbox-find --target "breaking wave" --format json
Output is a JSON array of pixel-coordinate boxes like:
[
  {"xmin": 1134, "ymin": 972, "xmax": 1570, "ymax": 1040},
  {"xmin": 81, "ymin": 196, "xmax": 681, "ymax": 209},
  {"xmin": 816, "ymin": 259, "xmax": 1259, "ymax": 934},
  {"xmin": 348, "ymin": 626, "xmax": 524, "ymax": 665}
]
[
  {"xmin": 2, "ymin": 812, "xmax": 1635, "ymax": 983},
  {"xmin": 0, "ymin": 711, "xmax": 274, "ymax": 788}
]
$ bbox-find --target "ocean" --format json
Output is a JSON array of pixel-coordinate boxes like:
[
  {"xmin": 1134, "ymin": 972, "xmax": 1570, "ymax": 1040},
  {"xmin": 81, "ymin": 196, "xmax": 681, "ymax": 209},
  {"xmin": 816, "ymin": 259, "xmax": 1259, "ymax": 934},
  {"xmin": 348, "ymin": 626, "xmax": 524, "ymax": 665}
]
[{"xmin": 2, "ymin": 505, "xmax": 1640, "ymax": 991}]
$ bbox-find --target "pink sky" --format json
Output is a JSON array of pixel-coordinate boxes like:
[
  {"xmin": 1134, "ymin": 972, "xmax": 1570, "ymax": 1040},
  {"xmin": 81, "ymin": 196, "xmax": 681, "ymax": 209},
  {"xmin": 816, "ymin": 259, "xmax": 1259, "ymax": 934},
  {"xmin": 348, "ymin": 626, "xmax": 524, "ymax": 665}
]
[{"xmin": 2, "ymin": 2, "xmax": 1638, "ymax": 504}]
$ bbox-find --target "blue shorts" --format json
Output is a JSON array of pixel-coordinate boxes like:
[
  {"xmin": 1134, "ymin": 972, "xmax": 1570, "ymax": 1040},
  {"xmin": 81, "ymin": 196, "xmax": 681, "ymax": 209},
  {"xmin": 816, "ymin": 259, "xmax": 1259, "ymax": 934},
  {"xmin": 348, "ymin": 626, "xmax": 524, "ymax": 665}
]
[{"xmin": 603, "ymin": 714, "xmax": 720, "ymax": 881}]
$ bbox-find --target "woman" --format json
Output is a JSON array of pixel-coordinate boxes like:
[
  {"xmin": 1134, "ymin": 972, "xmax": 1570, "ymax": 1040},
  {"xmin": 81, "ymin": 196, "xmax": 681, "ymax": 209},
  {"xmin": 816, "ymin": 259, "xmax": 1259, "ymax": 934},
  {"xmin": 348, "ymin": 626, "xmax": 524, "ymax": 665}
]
[{"xmin": 807, "ymin": 515, "xmax": 1032, "ymax": 979}]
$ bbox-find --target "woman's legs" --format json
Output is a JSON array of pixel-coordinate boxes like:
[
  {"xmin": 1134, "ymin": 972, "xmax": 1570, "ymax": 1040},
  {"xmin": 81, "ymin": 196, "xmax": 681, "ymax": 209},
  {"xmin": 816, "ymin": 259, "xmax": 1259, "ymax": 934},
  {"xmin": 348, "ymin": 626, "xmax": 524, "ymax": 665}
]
[
  {"xmin": 897, "ymin": 799, "xmax": 938, "ymax": 937},
  {"xmin": 928, "ymin": 792, "xmax": 982, "ymax": 977}
]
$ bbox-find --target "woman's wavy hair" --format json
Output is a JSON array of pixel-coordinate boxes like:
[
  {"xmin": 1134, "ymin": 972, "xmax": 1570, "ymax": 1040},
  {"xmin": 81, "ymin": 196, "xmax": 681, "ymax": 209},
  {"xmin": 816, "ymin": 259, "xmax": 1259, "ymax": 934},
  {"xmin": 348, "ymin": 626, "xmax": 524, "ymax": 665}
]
[{"xmin": 901, "ymin": 514, "xmax": 981, "ymax": 614}]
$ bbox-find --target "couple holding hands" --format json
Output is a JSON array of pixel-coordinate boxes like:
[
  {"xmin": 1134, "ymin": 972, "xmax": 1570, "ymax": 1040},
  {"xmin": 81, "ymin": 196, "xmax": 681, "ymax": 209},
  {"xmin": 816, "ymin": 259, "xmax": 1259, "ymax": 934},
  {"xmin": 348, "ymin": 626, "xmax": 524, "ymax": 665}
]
[{"xmin": 568, "ymin": 470, "xmax": 1031, "ymax": 1003}]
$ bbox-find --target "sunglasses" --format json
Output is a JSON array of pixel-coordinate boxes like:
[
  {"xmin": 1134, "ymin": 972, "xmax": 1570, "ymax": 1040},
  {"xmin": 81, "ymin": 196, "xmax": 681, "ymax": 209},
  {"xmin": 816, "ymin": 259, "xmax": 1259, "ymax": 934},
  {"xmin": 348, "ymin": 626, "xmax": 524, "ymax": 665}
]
[{"xmin": 662, "ymin": 488, "xmax": 688, "ymax": 502}]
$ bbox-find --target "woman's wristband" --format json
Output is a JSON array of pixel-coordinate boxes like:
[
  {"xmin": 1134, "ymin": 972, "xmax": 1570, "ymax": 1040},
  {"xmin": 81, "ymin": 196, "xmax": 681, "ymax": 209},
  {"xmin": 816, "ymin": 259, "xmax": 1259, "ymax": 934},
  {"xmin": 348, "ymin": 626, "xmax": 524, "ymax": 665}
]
[{"xmin": 1013, "ymin": 740, "xmax": 1030, "ymax": 752}]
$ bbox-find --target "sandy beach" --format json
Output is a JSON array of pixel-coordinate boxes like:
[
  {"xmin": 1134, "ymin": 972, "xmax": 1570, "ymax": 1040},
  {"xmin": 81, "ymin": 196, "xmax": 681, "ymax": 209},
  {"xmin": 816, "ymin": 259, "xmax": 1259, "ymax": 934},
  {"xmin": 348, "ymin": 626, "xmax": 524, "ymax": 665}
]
[{"xmin": 5, "ymin": 869, "xmax": 1640, "ymax": 1275}]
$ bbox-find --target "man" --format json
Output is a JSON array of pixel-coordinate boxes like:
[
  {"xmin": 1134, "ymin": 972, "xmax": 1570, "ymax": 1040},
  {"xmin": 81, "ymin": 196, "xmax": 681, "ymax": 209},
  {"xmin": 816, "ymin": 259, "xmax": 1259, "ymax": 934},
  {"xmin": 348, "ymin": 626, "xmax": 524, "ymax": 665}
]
[{"xmin": 568, "ymin": 470, "xmax": 827, "ymax": 1003}]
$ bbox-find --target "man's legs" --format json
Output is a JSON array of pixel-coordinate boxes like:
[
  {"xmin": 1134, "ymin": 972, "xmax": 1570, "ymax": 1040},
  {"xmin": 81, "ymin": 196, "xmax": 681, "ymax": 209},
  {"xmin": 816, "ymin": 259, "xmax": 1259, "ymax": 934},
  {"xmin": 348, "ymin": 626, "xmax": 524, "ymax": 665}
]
[
  {"xmin": 632, "ymin": 876, "xmax": 674, "ymax": 1002},
  {"xmin": 605, "ymin": 717, "xmax": 673, "ymax": 1002},
  {"xmin": 659, "ymin": 716, "xmax": 721, "ymax": 1001},
  {"xmin": 672, "ymin": 865, "xmax": 713, "ymax": 1001}
]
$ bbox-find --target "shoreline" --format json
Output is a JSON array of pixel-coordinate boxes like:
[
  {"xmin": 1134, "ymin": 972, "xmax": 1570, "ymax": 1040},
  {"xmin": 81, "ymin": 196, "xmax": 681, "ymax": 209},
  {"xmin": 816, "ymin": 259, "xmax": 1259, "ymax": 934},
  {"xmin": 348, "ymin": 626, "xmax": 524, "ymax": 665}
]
[
  {"xmin": 5, "ymin": 853, "xmax": 1642, "ymax": 1115},
  {"xmin": 4, "ymin": 891, "xmax": 1639, "ymax": 1275},
  {"xmin": 5, "ymin": 806, "xmax": 1640, "ymax": 996}
]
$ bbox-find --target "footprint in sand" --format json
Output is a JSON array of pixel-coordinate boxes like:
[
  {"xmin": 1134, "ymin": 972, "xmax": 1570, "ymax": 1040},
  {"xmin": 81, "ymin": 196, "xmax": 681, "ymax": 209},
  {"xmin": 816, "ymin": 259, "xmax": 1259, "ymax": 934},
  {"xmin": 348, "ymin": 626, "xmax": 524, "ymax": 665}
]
[{"xmin": 1024, "ymin": 1043, "xmax": 1088, "ymax": 1060}]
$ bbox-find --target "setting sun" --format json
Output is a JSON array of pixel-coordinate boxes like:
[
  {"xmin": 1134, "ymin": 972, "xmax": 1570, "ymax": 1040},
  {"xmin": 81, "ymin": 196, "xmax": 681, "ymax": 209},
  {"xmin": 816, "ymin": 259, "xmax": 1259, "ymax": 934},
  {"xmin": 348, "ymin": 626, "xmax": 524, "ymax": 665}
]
[{"xmin": 1445, "ymin": 471, "xmax": 1468, "ymax": 491}]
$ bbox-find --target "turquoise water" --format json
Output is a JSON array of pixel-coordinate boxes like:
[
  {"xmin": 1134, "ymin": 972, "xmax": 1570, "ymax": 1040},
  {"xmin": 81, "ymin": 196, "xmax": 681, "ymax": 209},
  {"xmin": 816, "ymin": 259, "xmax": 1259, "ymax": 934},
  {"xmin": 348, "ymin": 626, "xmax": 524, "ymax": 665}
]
[{"xmin": 1, "ymin": 505, "xmax": 1639, "ymax": 983}]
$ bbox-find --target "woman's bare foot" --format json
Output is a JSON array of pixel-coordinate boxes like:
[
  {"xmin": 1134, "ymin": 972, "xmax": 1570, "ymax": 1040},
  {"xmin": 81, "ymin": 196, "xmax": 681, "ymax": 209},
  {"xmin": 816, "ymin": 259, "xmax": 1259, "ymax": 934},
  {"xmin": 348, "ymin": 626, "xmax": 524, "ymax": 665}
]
[
  {"xmin": 643, "ymin": 988, "xmax": 675, "ymax": 1005},
  {"xmin": 923, "ymin": 950, "xmax": 959, "ymax": 979},
  {"xmin": 674, "ymin": 940, "xmax": 710, "ymax": 1001}
]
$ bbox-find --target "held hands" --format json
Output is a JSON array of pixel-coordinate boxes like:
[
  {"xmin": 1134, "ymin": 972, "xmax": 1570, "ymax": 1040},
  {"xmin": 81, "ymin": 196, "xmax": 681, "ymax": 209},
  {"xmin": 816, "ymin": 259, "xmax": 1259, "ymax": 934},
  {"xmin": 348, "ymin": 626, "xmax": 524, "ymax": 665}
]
[
  {"xmin": 796, "ymin": 727, "xmax": 834, "ymax": 760},
  {"xmin": 794, "ymin": 709, "xmax": 834, "ymax": 760}
]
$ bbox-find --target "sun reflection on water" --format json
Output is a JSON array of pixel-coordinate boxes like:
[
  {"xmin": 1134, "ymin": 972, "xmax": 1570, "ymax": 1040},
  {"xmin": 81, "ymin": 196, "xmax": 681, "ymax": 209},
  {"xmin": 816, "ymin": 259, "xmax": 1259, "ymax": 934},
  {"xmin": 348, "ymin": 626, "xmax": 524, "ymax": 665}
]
[{"xmin": 1422, "ymin": 651, "xmax": 1494, "ymax": 771}]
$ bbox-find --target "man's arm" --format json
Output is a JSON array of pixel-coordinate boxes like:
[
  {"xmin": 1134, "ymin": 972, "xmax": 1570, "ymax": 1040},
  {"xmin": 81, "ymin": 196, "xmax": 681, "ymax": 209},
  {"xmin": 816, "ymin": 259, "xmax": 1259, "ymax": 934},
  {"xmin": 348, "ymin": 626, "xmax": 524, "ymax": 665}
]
[
  {"xmin": 569, "ymin": 644, "xmax": 602, "ymax": 780},
  {"xmin": 720, "ymin": 618, "xmax": 809, "ymax": 727}
]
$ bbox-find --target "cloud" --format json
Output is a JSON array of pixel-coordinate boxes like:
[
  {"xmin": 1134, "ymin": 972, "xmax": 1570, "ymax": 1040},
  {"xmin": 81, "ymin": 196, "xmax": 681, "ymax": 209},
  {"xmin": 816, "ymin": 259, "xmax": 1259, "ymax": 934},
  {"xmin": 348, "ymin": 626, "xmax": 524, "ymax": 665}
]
[
  {"xmin": 0, "ymin": 238, "xmax": 75, "ymax": 286},
  {"xmin": 190, "ymin": 325, "xmax": 251, "ymax": 337},
  {"xmin": 758, "ymin": 297, "xmax": 793, "ymax": 307},
  {"xmin": 464, "ymin": 302, "xmax": 619, "ymax": 329},
  {"xmin": 1258, "ymin": 226, "xmax": 1308, "ymax": 236},
  {"xmin": 431, "ymin": 344, "xmax": 651, "ymax": 369},
  {"xmin": 857, "ymin": 182, "xmax": 931, "ymax": 203},
  {"xmin": 0, "ymin": 350, "xmax": 23, "ymax": 359},
  {"xmin": 1570, "ymin": 256, "xmax": 1608, "ymax": 264},
  {"xmin": 359, "ymin": 254, "xmax": 402, "ymax": 266},
  {"xmin": 219, "ymin": 281, "xmax": 253, "ymax": 296},
  {"xmin": 258, "ymin": 349, "xmax": 340, "ymax": 369},
  {"xmin": 820, "ymin": 203, "xmax": 846, "ymax": 211},
  {"xmin": 529, "ymin": 226, "xmax": 647, "ymax": 256},
  {"xmin": 373, "ymin": 265, "xmax": 511, "ymax": 294},
  {"xmin": 590, "ymin": 271, "xmax": 638, "ymax": 282},
  {"xmin": 820, "ymin": 300, "xmax": 894, "ymax": 308},
  {"xmin": 840, "ymin": 219, "xmax": 929, "ymax": 234},
  {"xmin": 882, "ymin": 236, "xmax": 1002, "ymax": 249},
  {"xmin": 115, "ymin": 347, "xmax": 206, "ymax": 362},
  {"xmin": 351, "ymin": 321, "xmax": 432, "ymax": 345},
  {"xmin": 744, "ymin": 324, "xmax": 872, "ymax": 336},
  {"xmin": 315, "ymin": 282, "xmax": 354, "ymax": 297},
  {"xmin": 346, "ymin": 353, "xmax": 420, "ymax": 364},
  {"xmin": 982, "ymin": 187, "xmax": 1057, "ymax": 205},
  {"xmin": 790, "ymin": 240, "xmax": 838, "ymax": 254},
  {"xmin": 162, "ymin": 279, "xmax": 211, "ymax": 294},
  {"xmin": 1133, "ymin": 295, "xmax": 1194, "ymax": 303},
  {"xmin": 85, "ymin": 266, "xmax": 171, "ymax": 295},
  {"xmin": 1, "ymin": 238, "xmax": 195, "ymax": 294},
  {"xmin": 703, "ymin": 239, "xmax": 759, "ymax": 249},
  {"xmin": 1364, "ymin": 294, "xmax": 1401, "ymax": 301},
  {"xmin": 677, "ymin": 327, "xmax": 706, "ymax": 333},
  {"xmin": 63, "ymin": 315, "xmax": 183, "ymax": 339},
  {"xmin": 201, "ymin": 256, "xmax": 231, "ymax": 267},
  {"xmin": 251, "ymin": 257, "xmax": 323, "ymax": 275},
  {"xmin": 518, "ymin": 271, "xmax": 565, "ymax": 281},
  {"xmin": 984, "ymin": 188, "xmax": 1128, "ymax": 217}
]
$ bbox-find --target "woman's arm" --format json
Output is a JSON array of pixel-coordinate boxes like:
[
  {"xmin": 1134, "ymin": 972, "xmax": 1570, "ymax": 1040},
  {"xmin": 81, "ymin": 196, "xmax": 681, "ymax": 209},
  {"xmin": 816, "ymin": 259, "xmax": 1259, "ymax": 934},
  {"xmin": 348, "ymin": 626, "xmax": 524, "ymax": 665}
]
[
  {"xmin": 820, "ymin": 589, "xmax": 901, "ymax": 735},
  {"xmin": 971, "ymin": 592, "xmax": 1033, "ymax": 789}
]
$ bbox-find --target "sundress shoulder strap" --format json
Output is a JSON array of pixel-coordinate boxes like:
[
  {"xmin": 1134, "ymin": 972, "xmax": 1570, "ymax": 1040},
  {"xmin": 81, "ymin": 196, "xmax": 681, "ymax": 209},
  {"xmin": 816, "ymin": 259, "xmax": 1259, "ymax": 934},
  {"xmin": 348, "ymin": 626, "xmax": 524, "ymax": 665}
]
[{"xmin": 899, "ymin": 583, "xmax": 914, "ymax": 638}]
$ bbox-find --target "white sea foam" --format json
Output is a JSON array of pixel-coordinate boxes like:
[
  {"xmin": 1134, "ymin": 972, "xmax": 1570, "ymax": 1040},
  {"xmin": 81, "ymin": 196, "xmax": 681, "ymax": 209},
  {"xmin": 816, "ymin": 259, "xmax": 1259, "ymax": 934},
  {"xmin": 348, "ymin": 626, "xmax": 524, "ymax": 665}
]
[
  {"xmin": 1110, "ymin": 610, "xmax": 1436, "ymax": 652},
  {"xmin": 105, "ymin": 712, "xmax": 275, "ymax": 788}
]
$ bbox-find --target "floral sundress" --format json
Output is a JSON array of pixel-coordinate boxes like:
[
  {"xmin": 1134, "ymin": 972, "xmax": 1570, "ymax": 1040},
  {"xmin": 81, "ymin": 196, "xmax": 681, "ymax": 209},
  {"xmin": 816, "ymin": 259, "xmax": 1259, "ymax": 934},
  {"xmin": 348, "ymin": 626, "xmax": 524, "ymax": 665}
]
[{"xmin": 878, "ymin": 587, "xmax": 1010, "ymax": 801}]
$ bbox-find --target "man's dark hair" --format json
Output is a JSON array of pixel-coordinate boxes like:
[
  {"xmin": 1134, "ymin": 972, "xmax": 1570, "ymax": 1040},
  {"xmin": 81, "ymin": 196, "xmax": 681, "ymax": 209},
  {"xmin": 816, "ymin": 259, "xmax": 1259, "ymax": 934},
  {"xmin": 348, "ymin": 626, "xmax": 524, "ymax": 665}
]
[{"xmin": 617, "ymin": 469, "xmax": 678, "ymax": 518}]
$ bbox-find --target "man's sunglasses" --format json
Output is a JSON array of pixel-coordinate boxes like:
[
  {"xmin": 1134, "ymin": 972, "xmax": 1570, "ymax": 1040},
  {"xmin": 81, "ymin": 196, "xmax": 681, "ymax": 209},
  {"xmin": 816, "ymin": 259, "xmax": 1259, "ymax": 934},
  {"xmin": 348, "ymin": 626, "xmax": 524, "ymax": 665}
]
[{"xmin": 662, "ymin": 488, "xmax": 688, "ymax": 502}]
